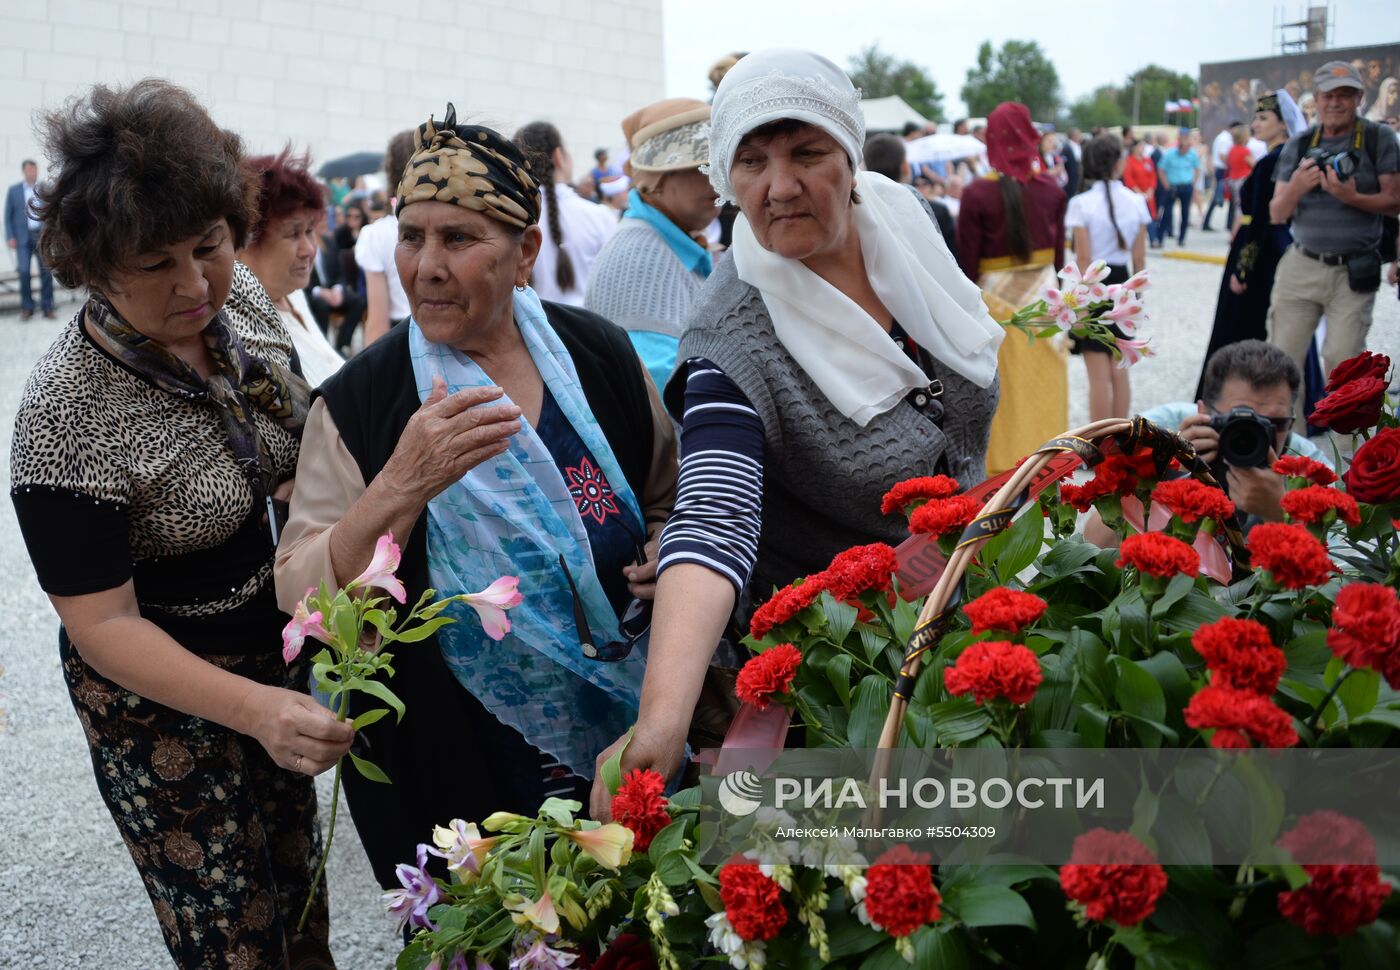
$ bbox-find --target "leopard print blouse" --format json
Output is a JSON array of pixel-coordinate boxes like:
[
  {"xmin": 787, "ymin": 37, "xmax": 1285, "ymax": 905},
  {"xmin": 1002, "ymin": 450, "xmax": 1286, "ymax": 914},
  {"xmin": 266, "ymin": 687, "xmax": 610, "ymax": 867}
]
[{"xmin": 10, "ymin": 263, "xmax": 301, "ymax": 648}]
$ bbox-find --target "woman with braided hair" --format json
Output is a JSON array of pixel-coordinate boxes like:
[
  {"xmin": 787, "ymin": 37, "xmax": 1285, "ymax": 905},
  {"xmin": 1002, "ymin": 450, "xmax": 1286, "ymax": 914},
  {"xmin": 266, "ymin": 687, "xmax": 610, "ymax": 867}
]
[
  {"xmin": 513, "ymin": 121, "xmax": 617, "ymax": 305},
  {"xmin": 1065, "ymin": 132, "xmax": 1151, "ymax": 421}
]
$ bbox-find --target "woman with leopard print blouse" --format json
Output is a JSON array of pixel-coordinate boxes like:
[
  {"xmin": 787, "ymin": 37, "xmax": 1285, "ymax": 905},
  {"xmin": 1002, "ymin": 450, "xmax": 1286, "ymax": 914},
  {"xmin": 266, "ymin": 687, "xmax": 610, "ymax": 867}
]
[{"xmin": 9, "ymin": 80, "xmax": 352, "ymax": 969}]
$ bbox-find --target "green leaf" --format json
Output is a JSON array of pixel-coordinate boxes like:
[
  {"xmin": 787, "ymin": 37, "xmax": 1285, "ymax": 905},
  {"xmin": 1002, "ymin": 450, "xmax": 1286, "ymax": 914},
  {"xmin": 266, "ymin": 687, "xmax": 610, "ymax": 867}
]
[
  {"xmin": 929, "ymin": 696, "xmax": 992, "ymax": 746},
  {"xmin": 654, "ymin": 849, "xmax": 693, "ymax": 886},
  {"xmin": 993, "ymin": 506, "xmax": 1046, "ymax": 579},
  {"xmin": 647, "ymin": 820, "xmax": 688, "ymax": 865},
  {"xmin": 354, "ymin": 676, "xmax": 407, "ymax": 723},
  {"xmin": 945, "ymin": 884, "xmax": 1036, "ymax": 929},
  {"xmin": 847, "ymin": 675, "xmax": 892, "ymax": 748},
  {"xmin": 1354, "ymin": 706, "xmax": 1400, "ymax": 732},
  {"xmin": 820, "ymin": 594, "xmax": 860, "ymax": 647},
  {"xmin": 395, "ymin": 940, "xmax": 434, "ymax": 970},
  {"xmin": 1136, "ymin": 652, "xmax": 1192, "ymax": 709},
  {"xmin": 827, "ymin": 653, "xmax": 854, "ymax": 709},
  {"xmin": 1034, "ymin": 535, "xmax": 1102, "ymax": 580},
  {"xmin": 1338, "ymin": 668, "xmax": 1381, "ymax": 723},
  {"xmin": 350, "ymin": 707, "xmax": 391, "ymax": 730},
  {"xmin": 390, "ymin": 615, "xmax": 455, "ymax": 642},
  {"xmin": 350, "ymin": 752, "xmax": 391, "ymax": 783},
  {"xmin": 1112, "ymin": 656, "xmax": 1167, "ymax": 746},
  {"xmin": 1153, "ymin": 571, "xmax": 1195, "ymax": 615},
  {"xmin": 600, "ymin": 727, "xmax": 633, "ymax": 796}
]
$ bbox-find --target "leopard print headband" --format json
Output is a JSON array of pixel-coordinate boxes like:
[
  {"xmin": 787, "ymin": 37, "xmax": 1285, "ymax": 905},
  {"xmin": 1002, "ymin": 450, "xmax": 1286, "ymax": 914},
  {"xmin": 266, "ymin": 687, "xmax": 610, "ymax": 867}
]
[{"xmin": 396, "ymin": 104, "xmax": 540, "ymax": 229}]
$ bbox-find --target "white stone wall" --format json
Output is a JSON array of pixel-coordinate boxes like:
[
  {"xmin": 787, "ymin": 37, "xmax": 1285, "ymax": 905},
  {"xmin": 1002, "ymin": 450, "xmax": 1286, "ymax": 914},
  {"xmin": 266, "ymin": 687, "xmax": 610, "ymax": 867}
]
[{"xmin": 0, "ymin": 0, "xmax": 664, "ymax": 185}]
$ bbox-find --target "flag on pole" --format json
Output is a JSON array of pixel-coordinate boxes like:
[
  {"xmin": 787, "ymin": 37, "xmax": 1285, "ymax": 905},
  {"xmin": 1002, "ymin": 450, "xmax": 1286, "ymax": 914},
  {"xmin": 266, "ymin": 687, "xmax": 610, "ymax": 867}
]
[{"xmin": 1164, "ymin": 99, "xmax": 1177, "ymax": 113}]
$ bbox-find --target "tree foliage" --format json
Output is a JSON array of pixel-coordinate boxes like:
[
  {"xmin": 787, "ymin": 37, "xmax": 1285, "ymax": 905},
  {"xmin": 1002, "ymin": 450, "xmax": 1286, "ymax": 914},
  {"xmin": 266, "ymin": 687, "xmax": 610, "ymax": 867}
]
[
  {"xmin": 848, "ymin": 44, "xmax": 946, "ymax": 123},
  {"xmin": 961, "ymin": 40, "xmax": 1061, "ymax": 121},
  {"xmin": 1069, "ymin": 86, "xmax": 1129, "ymax": 130},
  {"xmin": 1068, "ymin": 65, "xmax": 1199, "ymax": 129}
]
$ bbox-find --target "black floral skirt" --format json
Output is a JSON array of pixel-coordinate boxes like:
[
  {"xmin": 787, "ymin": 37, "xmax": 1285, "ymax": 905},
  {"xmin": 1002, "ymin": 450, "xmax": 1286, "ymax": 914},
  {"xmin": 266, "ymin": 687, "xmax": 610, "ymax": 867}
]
[{"xmin": 60, "ymin": 630, "xmax": 334, "ymax": 969}]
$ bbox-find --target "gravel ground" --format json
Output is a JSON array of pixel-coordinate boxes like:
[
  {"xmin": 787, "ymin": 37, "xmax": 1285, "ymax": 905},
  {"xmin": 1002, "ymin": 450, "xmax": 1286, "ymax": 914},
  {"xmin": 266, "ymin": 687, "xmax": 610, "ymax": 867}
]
[{"xmin": 1, "ymin": 240, "xmax": 1397, "ymax": 969}]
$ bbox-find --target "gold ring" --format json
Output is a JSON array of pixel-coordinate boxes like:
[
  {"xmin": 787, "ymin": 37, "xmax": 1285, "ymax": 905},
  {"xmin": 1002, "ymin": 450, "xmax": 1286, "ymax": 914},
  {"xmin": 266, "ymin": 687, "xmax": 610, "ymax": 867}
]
[{"xmin": 294, "ymin": 754, "xmax": 304, "ymax": 772}]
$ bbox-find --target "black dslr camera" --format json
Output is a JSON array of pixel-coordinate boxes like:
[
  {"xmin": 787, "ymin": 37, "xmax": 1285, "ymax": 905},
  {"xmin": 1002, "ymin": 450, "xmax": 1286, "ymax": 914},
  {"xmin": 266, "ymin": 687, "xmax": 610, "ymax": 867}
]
[
  {"xmin": 1304, "ymin": 146, "xmax": 1359, "ymax": 181},
  {"xmin": 1208, "ymin": 407, "xmax": 1275, "ymax": 468}
]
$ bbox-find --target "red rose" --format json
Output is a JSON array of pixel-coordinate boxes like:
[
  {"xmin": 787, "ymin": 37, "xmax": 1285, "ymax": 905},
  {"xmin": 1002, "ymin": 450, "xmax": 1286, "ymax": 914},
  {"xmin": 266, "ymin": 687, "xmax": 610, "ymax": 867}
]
[
  {"xmin": 719, "ymin": 863, "xmax": 788, "ymax": 941},
  {"xmin": 749, "ymin": 581, "xmax": 825, "ymax": 639},
  {"xmin": 735, "ymin": 643, "xmax": 802, "ymax": 709},
  {"xmin": 943, "ymin": 641, "xmax": 1042, "ymax": 705},
  {"xmin": 1342, "ymin": 427, "xmax": 1400, "ymax": 505},
  {"xmin": 908, "ymin": 494, "xmax": 983, "ymax": 539},
  {"xmin": 1059, "ymin": 828, "xmax": 1168, "ymax": 927},
  {"xmin": 1272, "ymin": 455, "xmax": 1338, "ymax": 486},
  {"xmin": 1328, "ymin": 583, "xmax": 1400, "ymax": 688},
  {"xmin": 1247, "ymin": 523, "xmax": 1337, "ymax": 590},
  {"xmin": 880, "ymin": 475, "xmax": 961, "ymax": 516},
  {"xmin": 1277, "ymin": 866, "xmax": 1392, "ymax": 936},
  {"xmin": 610, "ymin": 769, "xmax": 671, "ymax": 853},
  {"xmin": 1191, "ymin": 617, "xmax": 1286, "ymax": 695},
  {"xmin": 592, "ymin": 933, "xmax": 659, "ymax": 970},
  {"xmin": 1150, "ymin": 478, "xmax": 1236, "ymax": 524},
  {"xmin": 824, "ymin": 543, "xmax": 899, "ymax": 600},
  {"xmin": 1116, "ymin": 532, "xmax": 1200, "ymax": 579},
  {"xmin": 1325, "ymin": 350, "xmax": 1391, "ymax": 393},
  {"xmin": 1184, "ymin": 685, "xmax": 1298, "ymax": 748},
  {"xmin": 962, "ymin": 587, "xmax": 1048, "ymax": 636},
  {"xmin": 1307, "ymin": 376, "xmax": 1387, "ymax": 434},
  {"xmin": 864, "ymin": 845, "xmax": 942, "ymax": 937},
  {"xmin": 1280, "ymin": 485, "xmax": 1361, "ymax": 528}
]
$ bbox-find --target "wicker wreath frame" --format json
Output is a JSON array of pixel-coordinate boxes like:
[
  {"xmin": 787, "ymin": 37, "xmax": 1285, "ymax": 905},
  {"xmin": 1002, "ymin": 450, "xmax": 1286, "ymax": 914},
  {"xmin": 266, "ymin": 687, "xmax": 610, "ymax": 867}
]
[{"xmin": 874, "ymin": 415, "xmax": 1248, "ymax": 752}]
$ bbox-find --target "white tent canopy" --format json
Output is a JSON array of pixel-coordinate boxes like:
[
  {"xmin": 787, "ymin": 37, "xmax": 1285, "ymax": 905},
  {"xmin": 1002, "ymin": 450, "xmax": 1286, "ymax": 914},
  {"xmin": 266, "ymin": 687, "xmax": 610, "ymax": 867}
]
[{"xmin": 861, "ymin": 95, "xmax": 930, "ymax": 133}]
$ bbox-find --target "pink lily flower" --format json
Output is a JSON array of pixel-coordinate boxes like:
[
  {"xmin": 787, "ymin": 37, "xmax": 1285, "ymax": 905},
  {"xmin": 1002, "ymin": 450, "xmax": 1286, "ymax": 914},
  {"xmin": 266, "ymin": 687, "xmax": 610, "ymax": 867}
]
[
  {"xmin": 1041, "ymin": 286, "xmax": 1084, "ymax": 331},
  {"xmin": 460, "ymin": 575, "xmax": 523, "ymax": 640},
  {"xmin": 429, "ymin": 819, "xmax": 498, "ymax": 878},
  {"xmin": 351, "ymin": 533, "xmax": 407, "ymax": 604},
  {"xmin": 1116, "ymin": 337, "xmax": 1154, "ymax": 368},
  {"xmin": 281, "ymin": 588, "xmax": 328, "ymax": 663},
  {"xmin": 1101, "ymin": 291, "xmax": 1147, "ymax": 336}
]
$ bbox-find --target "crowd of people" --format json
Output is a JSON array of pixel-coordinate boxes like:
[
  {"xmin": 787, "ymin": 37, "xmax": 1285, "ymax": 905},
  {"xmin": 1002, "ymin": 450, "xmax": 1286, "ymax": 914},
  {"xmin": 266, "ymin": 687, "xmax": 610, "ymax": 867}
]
[{"xmin": 5, "ymin": 46, "xmax": 1400, "ymax": 970}]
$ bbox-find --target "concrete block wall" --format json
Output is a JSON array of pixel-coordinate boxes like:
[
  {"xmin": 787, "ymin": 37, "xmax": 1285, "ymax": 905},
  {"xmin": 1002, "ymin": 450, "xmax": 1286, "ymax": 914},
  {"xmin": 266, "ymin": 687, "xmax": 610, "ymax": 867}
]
[{"xmin": 0, "ymin": 0, "xmax": 664, "ymax": 187}]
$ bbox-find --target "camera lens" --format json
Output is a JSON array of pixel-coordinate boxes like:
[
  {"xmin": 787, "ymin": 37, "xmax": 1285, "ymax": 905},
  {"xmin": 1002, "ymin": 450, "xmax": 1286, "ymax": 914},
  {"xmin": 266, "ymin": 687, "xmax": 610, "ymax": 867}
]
[
  {"xmin": 1334, "ymin": 153, "xmax": 1357, "ymax": 179},
  {"xmin": 1219, "ymin": 414, "xmax": 1273, "ymax": 468}
]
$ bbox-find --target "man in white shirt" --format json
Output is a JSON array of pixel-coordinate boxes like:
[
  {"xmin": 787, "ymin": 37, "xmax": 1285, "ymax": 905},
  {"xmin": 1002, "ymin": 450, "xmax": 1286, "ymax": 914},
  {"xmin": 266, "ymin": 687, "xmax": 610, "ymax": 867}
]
[
  {"xmin": 355, "ymin": 130, "xmax": 415, "ymax": 345},
  {"xmin": 1202, "ymin": 122, "xmax": 1239, "ymax": 231}
]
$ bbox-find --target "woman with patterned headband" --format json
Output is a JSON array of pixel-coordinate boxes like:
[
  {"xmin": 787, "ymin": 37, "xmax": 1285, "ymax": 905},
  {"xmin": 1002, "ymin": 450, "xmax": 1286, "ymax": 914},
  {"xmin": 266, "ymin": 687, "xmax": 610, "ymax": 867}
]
[
  {"xmin": 274, "ymin": 106, "xmax": 677, "ymax": 888},
  {"xmin": 589, "ymin": 49, "xmax": 1005, "ymax": 817}
]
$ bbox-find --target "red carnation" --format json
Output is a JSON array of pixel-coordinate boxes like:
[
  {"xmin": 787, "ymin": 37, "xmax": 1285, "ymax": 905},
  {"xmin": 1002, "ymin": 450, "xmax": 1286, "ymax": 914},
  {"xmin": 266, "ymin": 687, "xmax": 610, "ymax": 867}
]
[
  {"xmin": 1308, "ymin": 376, "xmax": 1387, "ymax": 434},
  {"xmin": 824, "ymin": 543, "xmax": 899, "ymax": 600},
  {"xmin": 943, "ymin": 640, "xmax": 1042, "ymax": 705},
  {"xmin": 1325, "ymin": 350, "xmax": 1391, "ymax": 393},
  {"xmin": 592, "ymin": 932, "xmax": 660, "ymax": 970},
  {"xmin": 908, "ymin": 494, "xmax": 983, "ymax": 539},
  {"xmin": 1327, "ymin": 583, "xmax": 1400, "ymax": 688},
  {"xmin": 719, "ymin": 863, "xmax": 788, "ymax": 941},
  {"xmin": 864, "ymin": 845, "xmax": 942, "ymax": 937},
  {"xmin": 1278, "ymin": 866, "xmax": 1392, "ymax": 936},
  {"xmin": 1058, "ymin": 456, "xmax": 1142, "ymax": 512},
  {"xmin": 1342, "ymin": 427, "xmax": 1400, "ymax": 505},
  {"xmin": 962, "ymin": 587, "xmax": 1048, "ymax": 636},
  {"xmin": 1247, "ymin": 523, "xmax": 1337, "ymax": 590},
  {"xmin": 749, "ymin": 581, "xmax": 825, "ymax": 639},
  {"xmin": 610, "ymin": 769, "xmax": 671, "ymax": 853},
  {"xmin": 1184, "ymin": 685, "xmax": 1298, "ymax": 748},
  {"xmin": 881, "ymin": 475, "xmax": 961, "ymax": 516},
  {"xmin": 1278, "ymin": 811, "xmax": 1378, "ymax": 866},
  {"xmin": 1151, "ymin": 478, "xmax": 1236, "ymax": 524},
  {"xmin": 1117, "ymin": 532, "xmax": 1200, "ymax": 579},
  {"xmin": 735, "ymin": 643, "xmax": 802, "ymax": 709},
  {"xmin": 1059, "ymin": 828, "xmax": 1168, "ymax": 927},
  {"xmin": 1192, "ymin": 617, "xmax": 1286, "ymax": 695},
  {"xmin": 1280, "ymin": 485, "xmax": 1361, "ymax": 528},
  {"xmin": 1272, "ymin": 455, "xmax": 1338, "ymax": 487}
]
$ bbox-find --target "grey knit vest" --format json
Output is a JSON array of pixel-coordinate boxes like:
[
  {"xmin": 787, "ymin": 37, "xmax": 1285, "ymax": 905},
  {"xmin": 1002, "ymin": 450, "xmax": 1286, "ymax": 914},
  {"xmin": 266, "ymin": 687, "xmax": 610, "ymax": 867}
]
[{"xmin": 670, "ymin": 256, "xmax": 1000, "ymax": 606}]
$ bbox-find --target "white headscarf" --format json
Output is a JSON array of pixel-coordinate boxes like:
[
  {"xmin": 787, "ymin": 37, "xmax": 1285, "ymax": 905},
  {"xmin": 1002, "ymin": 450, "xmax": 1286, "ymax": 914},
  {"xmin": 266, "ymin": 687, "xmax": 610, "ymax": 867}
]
[
  {"xmin": 710, "ymin": 49, "xmax": 1004, "ymax": 425},
  {"xmin": 1275, "ymin": 89, "xmax": 1309, "ymax": 138}
]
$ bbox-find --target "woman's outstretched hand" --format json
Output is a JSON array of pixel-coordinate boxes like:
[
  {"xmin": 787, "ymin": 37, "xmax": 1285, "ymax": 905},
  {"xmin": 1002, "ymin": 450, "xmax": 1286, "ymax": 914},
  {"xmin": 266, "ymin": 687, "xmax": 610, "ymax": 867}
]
[{"xmin": 590, "ymin": 720, "xmax": 688, "ymax": 821}]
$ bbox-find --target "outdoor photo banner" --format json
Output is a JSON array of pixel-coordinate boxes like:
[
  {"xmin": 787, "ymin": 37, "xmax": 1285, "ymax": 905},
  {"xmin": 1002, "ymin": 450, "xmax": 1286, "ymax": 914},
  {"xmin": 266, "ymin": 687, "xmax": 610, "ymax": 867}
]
[{"xmin": 1199, "ymin": 43, "xmax": 1400, "ymax": 148}]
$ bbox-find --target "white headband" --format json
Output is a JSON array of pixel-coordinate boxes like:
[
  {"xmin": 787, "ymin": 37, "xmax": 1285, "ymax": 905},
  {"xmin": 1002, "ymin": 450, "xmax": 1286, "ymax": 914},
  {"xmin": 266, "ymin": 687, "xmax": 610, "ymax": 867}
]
[{"xmin": 705, "ymin": 48, "xmax": 864, "ymax": 203}]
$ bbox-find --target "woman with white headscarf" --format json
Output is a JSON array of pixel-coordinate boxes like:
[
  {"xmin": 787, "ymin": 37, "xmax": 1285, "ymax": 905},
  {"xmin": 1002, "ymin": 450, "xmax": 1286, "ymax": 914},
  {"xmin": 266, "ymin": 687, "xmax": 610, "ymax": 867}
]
[{"xmin": 590, "ymin": 49, "xmax": 1004, "ymax": 815}]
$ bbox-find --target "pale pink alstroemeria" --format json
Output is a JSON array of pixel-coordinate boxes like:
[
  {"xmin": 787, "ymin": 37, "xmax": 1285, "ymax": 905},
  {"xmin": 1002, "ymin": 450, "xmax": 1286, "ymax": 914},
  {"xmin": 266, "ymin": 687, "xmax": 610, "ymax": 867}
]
[
  {"xmin": 352, "ymin": 533, "xmax": 407, "ymax": 604},
  {"xmin": 282, "ymin": 588, "xmax": 328, "ymax": 663},
  {"xmin": 1101, "ymin": 290, "xmax": 1148, "ymax": 336},
  {"xmin": 563, "ymin": 823, "xmax": 635, "ymax": 870},
  {"xmin": 460, "ymin": 575, "xmax": 523, "ymax": 640},
  {"xmin": 1059, "ymin": 260, "xmax": 1112, "ymax": 300},
  {"xmin": 1041, "ymin": 285, "xmax": 1085, "ymax": 331},
  {"xmin": 507, "ymin": 890, "xmax": 561, "ymax": 935},
  {"xmin": 1120, "ymin": 269, "xmax": 1150, "ymax": 293},
  {"xmin": 429, "ymin": 819, "xmax": 498, "ymax": 878},
  {"xmin": 1116, "ymin": 337, "xmax": 1153, "ymax": 368}
]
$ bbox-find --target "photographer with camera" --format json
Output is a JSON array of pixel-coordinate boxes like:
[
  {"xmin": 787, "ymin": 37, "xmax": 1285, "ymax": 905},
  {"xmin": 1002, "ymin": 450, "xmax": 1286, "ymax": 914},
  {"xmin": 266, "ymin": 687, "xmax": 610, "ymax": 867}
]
[
  {"xmin": 1268, "ymin": 61, "xmax": 1400, "ymax": 420},
  {"xmin": 1083, "ymin": 341, "xmax": 1332, "ymax": 548}
]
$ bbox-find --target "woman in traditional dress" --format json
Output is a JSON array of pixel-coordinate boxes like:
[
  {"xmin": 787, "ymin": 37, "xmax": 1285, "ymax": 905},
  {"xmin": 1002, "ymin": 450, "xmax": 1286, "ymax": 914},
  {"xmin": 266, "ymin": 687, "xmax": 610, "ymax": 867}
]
[
  {"xmin": 274, "ymin": 108, "xmax": 677, "ymax": 888},
  {"xmin": 956, "ymin": 102, "xmax": 1070, "ymax": 475}
]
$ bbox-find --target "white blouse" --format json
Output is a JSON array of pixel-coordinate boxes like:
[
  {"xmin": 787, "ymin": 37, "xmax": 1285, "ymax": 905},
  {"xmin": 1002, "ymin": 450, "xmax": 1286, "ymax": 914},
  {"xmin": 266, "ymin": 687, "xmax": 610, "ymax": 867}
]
[{"xmin": 281, "ymin": 289, "xmax": 344, "ymax": 388}]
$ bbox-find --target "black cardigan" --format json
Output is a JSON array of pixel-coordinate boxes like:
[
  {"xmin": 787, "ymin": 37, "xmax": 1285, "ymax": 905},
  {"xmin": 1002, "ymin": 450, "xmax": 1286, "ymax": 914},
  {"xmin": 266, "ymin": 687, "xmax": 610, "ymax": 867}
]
[{"xmin": 315, "ymin": 303, "xmax": 653, "ymax": 888}]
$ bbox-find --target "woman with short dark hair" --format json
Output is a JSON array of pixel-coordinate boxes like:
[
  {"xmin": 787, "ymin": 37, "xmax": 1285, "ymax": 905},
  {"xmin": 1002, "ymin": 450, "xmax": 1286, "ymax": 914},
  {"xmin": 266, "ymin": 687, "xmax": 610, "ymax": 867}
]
[{"xmin": 12, "ymin": 78, "xmax": 351, "ymax": 969}]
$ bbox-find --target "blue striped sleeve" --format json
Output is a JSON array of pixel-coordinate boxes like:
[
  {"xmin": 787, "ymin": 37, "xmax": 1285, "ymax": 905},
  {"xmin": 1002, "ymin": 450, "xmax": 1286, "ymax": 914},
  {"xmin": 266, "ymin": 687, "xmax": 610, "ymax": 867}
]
[{"xmin": 656, "ymin": 357, "xmax": 764, "ymax": 593}]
